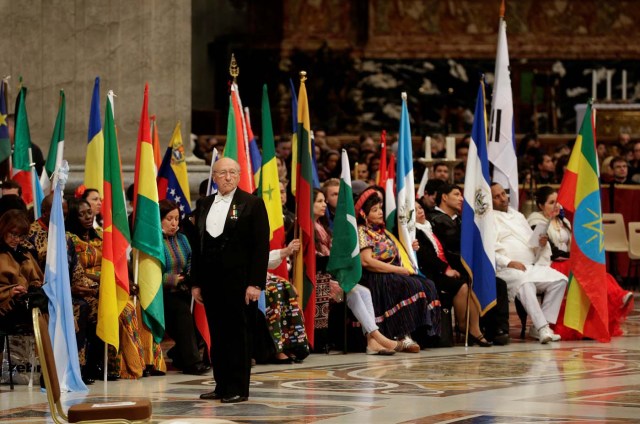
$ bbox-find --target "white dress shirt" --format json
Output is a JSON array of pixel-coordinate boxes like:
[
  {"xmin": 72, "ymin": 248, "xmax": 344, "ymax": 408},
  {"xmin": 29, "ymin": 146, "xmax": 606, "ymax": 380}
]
[{"xmin": 206, "ymin": 189, "xmax": 236, "ymax": 238}]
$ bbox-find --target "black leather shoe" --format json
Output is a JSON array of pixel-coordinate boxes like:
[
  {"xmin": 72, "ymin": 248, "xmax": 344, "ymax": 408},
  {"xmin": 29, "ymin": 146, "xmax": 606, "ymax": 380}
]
[
  {"xmin": 200, "ymin": 391, "xmax": 223, "ymax": 400},
  {"xmin": 221, "ymin": 395, "xmax": 248, "ymax": 403},
  {"xmin": 183, "ymin": 363, "xmax": 211, "ymax": 375},
  {"xmin": 82, "ymin": 375, "xmax": 95, "ymax": 385},
  {"xmin": 491, "ymin": 331, "xmax": 510, "ymax": 346}
]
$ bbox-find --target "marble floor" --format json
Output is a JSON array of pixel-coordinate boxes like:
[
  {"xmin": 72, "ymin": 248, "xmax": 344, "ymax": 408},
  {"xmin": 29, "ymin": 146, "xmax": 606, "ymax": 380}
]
[{"xmin": 2, "ymin": 295, "xmax": 640, "ymax": 423}]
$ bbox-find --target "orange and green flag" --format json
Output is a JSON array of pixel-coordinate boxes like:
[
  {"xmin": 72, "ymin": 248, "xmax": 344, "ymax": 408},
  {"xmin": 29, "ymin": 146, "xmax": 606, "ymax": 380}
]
[
  {"xmin": 97, "ymin": 95, "xmax": 130, "ymax": 350},
  {"xmin": 557, "ymin": 101, "xmax": 609, "ymax": 342},
  {"xmin": 132, "ymin": 84, "xmax": 165, "ymax": 343},
  {"xmin": 292, "ymin": 76, "xmax": 317, "ymax": 347},
  {"xmin": 259, "ymin": 85, "xmax": 287, "ymax": 279},
  {"xmin": 84, "ymin": 77, "xmax": 104, "ymax": 194}
]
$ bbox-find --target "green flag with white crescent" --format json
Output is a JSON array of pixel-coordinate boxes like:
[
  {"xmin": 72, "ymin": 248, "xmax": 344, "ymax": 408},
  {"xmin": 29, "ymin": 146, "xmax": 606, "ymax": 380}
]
[{"xmin": 327, "ymin": 149, "xmax": 362, "ymax": 293}]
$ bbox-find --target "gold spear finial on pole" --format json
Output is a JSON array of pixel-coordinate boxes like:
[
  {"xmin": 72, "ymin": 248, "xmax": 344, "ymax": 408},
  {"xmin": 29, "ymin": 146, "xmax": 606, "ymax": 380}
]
[
  {"xmin": 229, "ymin": 53, "xmax": 239, "ymax": 83},
  {"xmin": 299, "ymin": 70, "xmax": 307, "ymax": 83},
  {"xmin": 500, "ymin": 0, "xmax": 506, "ymax": 18}
]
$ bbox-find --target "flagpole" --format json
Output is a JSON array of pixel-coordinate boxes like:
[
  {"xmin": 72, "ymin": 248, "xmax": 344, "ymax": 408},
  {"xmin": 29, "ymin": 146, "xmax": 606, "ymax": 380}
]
[
  {"xmin": 133, "ymin": 248, "xmax": 140, "ymax": 308},
  {"xmin": 28, "ymin": 147, "xmax": 37, "ymax": 220},
  {"xmin": 465, "ymin": 282, "xmax": 471, "ymax": 348}
]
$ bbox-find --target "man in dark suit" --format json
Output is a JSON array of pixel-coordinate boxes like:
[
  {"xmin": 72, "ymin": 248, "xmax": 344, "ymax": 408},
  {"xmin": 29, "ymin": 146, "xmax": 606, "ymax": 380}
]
[
  {"xmin": 429, "ymin": 183, "xmax": 511, "ymax": 346},
  {"xmin": 191, "ymin": 157, "xmax": 269, "ymax": 403}
]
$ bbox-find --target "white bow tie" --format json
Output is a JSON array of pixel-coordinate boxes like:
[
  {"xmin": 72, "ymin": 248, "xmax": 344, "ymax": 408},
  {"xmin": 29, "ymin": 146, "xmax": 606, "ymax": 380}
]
[{"xmin": 214, "ymin": 195, "xmax": 231, "ymax": 204}]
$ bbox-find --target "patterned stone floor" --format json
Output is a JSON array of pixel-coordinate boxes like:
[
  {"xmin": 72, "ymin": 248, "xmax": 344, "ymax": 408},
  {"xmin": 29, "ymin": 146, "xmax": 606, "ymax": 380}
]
[{"xmin": 2, "ymin": 295, "xmax": 640, "ymax": 423}]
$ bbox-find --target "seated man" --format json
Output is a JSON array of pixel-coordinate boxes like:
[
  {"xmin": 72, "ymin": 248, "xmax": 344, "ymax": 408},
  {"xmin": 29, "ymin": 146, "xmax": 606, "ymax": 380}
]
[
  {"xmin": 491, "ymin": 183, "xmax": 567, "ymax": 344},
  {"xmin": 430, "ymin": 183, "xmax": 510, "ymax": 345}
]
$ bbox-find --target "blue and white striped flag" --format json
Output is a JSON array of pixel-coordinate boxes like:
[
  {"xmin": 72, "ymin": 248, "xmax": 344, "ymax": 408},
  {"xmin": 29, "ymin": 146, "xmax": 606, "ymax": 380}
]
[
  {"xmin": 396, "ymin": 92, "xmax": 418, "ymax": 269},
  {"xmin": 488, "ymin": 13, "xmax": 519, "ymax": 210},
  {"xmin": 461, "ymin": 80, "xmax": 497, "ymax": 315},
  {"xmin": 43, "ymin": 161, "xmax": 87, "ymax": 392}
]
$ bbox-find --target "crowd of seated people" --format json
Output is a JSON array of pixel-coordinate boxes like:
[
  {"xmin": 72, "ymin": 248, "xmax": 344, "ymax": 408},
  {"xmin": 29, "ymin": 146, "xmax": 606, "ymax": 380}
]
[{"xmin": 1, "ymin": 128, "xmax": 638, "ymax": 388}]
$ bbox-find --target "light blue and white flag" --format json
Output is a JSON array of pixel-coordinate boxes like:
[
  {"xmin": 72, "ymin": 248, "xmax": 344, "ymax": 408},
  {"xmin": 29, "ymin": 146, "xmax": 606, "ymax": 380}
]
[
  {"xmin": 461, "ymin": 80, "xmax": 497, "ymax": 315},
  {"xmin": 488, "ymin": 14, "xmax": 519, "ymax": 210},
  {"xmin": 43, "ymin": 161, "xmax": 87, "ymax": 392},
  {"xmin": 396, "ymin": 92, "xmax": 418, "ymax": 269}
]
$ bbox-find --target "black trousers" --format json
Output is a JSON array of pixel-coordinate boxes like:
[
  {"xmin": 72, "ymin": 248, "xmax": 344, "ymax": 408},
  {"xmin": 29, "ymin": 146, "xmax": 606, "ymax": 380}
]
[
  {"xmin": 164, "ymin": 291, "xmax": 201, "ymax": 368},
  {"xmin": 480, "ymin": 278, "xmax": 510, "ymax": 338},
  {"xmin": 203, "ymin": 289, "xmax": 256, "ymax": 398}
]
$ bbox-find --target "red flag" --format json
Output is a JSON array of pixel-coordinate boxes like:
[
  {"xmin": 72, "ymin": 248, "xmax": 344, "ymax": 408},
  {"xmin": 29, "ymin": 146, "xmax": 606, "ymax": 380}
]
[
  {"xmin": 377, "ymin": 130, "xmax": 387, "ymax": 187},
  {"xmin": 224, "ymin": 84, "xmax": 254, "ymax": 193}
]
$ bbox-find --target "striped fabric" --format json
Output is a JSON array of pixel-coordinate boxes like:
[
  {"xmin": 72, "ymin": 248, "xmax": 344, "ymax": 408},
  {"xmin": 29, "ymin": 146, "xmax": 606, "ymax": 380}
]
[{"xmin": 161, "ymin": 233, "xmax": 191, "ymax": 290}]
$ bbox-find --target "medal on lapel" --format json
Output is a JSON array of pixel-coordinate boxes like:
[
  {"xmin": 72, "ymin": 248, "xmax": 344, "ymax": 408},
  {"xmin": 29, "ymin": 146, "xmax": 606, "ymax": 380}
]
[{"xmin": 231, "ymin": 203, "xmax": 238, "ymax": 220}]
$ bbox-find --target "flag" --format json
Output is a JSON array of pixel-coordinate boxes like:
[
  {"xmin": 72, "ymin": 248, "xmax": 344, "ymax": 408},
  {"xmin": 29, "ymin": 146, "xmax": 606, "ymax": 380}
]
[
  {"xmin": 40, "ymin": 90, "xmax": 65, "ymax": 195},
  {"xmin": 97, "ymin": 94, "xmax": 130, "ymax": 349},
  {"xmin": 43, "ymin": 163, "xmax": 87, "ymax": 392},
  {"xmin": 461, "ymin": 79, "xmax": 497, "ymax": 315},
  {"xmin": 157, "ymin": 121, "xmax": 192, "ymax": 219},
  {"xmin": 150, "ymin": 115, "xmax": 162, "ymax": 170},
  {"xmin": 0, "ymin": 80, "xmax": 11, "ymax": 179},
  {"xmin": 33, "ymin": 172, "xmax": 44, "ymax": 220},
  {"xmin": 84, "ymin": 77, "xmax": 104, "ymax": 193},
  {"xmin": 396, "ymin": 93, "xmax": 418, "ymax": 269},
  {"xmin": 245, "ymin": 107, "xmax": 262, "ymax": 189},
  {"xmin": 293, "ymin": 76, "xmax": 317, "ymax": 347},
  {"xmin": 259, "ymin": 85, "xmax": 287, "ymax": 279},
  {"xmin": 12, "ymin": 87, "xmax": 34, "ymax": 207},
  {"xmin": 223, "ymin": 83, "xmax": 254, "ymax": 192},
  {"xmin": 376, "ymin": 130, "xmax": 387, "ymax": 187},
  {"xmin": 132, "ymin": 84, "xmax": 166, "ymax": 343},
  {"xmin": 289, "ymin": 78, "xmax": 299, "ymax": 195},
  {"xmin": 488, "ymin": 3, "xmax": 519, "ymax": 210},
  {"xmin": 385, "ymin": 154, "xmax": 396, "ymax": 230},
  {"xmin": 206, "ymin": 148, "xmax": 220, "ymax": 196},
  {"xmin": 327, "ymin": 149, "xmax": 362, "ymax": 293},
  {"xmin": 557, "ymin": 101, "xmax": 609, "ymax": 341}
]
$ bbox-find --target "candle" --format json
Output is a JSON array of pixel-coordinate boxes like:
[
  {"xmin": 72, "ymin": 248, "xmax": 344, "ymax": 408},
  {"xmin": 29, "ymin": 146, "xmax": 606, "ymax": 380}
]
[
  {"xmin": 622, "ymin": 69, "xmax": 627, "ymax": 101},
  {"xmin": 606, "ymin": 69, "xmax": 613, "ymax": 101},
  {"xmin": 445, "ymin": 136, "xmax": 456, "ymax": 160},
  {"xmin": 424, "ymin": 136, "xmax": 432, "ymax": 161},
  {"xmin": 592, "ymin": 70, "xmax": 597, "ymax": 100}
]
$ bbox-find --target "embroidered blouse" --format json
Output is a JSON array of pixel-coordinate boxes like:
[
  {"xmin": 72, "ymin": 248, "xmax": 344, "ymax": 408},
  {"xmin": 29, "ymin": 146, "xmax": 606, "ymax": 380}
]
[{"xmin": 357, "ymin": 223, "xmax": 400, "ymax": 265}]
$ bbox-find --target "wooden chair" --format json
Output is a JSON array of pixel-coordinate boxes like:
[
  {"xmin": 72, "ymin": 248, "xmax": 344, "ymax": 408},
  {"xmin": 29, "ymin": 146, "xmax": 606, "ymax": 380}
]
[
  {"xmin": 603, "ymin": 213, "xmax": 629, "ymax": 279},
  {"xmin": 628, "ymin": 222, "xmax": 640, "ymax": 289},
  {"xmin": 32, "ymin": 307, "xmax": 152, "ymax": 424}
]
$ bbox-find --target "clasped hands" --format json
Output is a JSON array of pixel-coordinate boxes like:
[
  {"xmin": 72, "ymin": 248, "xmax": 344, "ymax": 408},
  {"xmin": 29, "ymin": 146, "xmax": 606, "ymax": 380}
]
[{"xmin": 190, "ymin": 285, "xmax": 262, "ymax": 306}]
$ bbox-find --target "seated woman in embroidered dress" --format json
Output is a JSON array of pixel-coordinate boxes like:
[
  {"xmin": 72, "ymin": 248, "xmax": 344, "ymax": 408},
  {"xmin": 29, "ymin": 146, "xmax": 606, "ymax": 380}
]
[{"xmin": 355, "ymin": 188, "xmax": 441, "ymax": 351}]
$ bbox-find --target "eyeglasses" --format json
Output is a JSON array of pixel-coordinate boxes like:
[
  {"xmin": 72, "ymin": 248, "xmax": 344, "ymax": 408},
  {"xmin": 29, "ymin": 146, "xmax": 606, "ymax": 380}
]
[
  {"xmin": 214, "ymin": 169, "xmax": 239, "ymax": 177},
  {"xmin": 7, "ymin": 232, "xmax": 26, "ymax": 241}
]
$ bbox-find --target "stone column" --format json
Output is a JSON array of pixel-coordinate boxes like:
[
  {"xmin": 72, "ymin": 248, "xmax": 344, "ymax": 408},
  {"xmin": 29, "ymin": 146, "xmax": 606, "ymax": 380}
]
[{"xmin": 0, "ymin": 0, "xmax": 191, "ymax": 175}]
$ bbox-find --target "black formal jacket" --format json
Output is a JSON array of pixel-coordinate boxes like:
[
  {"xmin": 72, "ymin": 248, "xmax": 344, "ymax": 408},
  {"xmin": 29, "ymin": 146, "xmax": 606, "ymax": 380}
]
[
  {"xmin": 429, "ymin": 209, "xmax": 463, "ymax": 274},
  {"xmin": 191, "ymin": 189, "xmax": 270, "ymax": 295}
]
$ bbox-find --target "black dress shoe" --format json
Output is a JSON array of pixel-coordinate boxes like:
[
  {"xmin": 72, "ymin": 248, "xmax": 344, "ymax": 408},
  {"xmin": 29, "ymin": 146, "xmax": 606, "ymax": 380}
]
[
  {"xmin": 200, "ymin": 391, "xmax": 223, "ymax": 400},
  {"xmin": 82, "ymin": 376, "xmax": 95, "ymax": 385},
  {"xmin": 491, "ymin": 331, "xmax": 510, "ymax": 346},
  {"xmin": 183, "ymin": 362, "xmax": 211, "ymax": 375},
  {"xmin": 221, "ymin": 395, "xmax": 248, "ymax": 403},
  {"xmin": 270, "ymin": 356, "xmax": 293, "ymax": 364}
]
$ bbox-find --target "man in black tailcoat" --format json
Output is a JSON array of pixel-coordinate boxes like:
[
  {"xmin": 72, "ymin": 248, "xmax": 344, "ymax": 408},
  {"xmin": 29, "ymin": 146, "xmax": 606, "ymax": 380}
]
[{"xmin": 191, "ymin": 157, "xmax": 269, "ymax": 403}]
